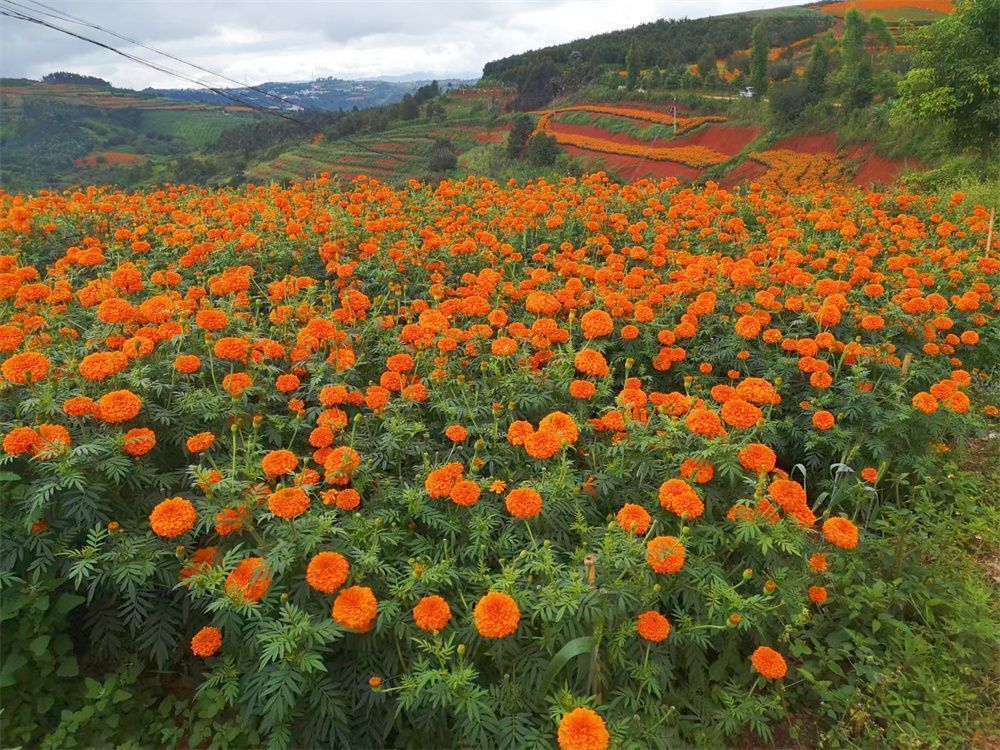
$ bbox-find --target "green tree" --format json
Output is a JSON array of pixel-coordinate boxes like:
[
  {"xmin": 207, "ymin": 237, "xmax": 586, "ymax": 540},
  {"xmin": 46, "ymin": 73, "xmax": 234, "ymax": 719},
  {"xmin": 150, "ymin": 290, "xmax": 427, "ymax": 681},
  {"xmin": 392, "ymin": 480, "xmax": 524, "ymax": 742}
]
[
  {"xmin": 526, "ymin": 132, "xmax": 559, "ymax": 166},
  {"xmin": 750, "ymin": 22, "xmax": 769, "ymax": 98},
  {"xmin": 626, "ymin": 43, "xmax": 639, "ymax": 90},
  {"xmin": 697, "ymin": 46, "xmax": 717, "ymax": 82},
  {"xmin": 804, "ymin": 37, "xmax": 832, "ymax": 102},
  {"xmin": 428, "ymin": 138, "xmax": 457, "ymax": 171},
  {"xmin": 506, "ymin": 114, "xmax": 534, "ymax": 157},
  {"xmin": 400, "ymin": 93, "xmax": 419, "ymax": 120},
  {"xmin": 837, "ymin": 8, "xmax": 874, "ymax": 109},
  {"xmin": 893, "ymin": 0, "xmax": 999, "ymax": 155}
]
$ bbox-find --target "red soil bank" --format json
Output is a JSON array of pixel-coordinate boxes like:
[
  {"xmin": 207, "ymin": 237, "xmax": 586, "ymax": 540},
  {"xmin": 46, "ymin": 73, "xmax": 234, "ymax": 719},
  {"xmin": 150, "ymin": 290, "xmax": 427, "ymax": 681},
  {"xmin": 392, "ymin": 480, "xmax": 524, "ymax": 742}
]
[
  {"xmin": 562, "ymin": 145, "xmax": 701, "ymax": 182},
  {"xmin": 843, "ymin": 143, "xmax": 924, "ymax": 188},
  {"xmin": 666, "ymin": 125, "xmax": 763, "ymax": 156},
  {"xmin": 720, "ymin": 160, "xmax": 768, "ymax": 189}
]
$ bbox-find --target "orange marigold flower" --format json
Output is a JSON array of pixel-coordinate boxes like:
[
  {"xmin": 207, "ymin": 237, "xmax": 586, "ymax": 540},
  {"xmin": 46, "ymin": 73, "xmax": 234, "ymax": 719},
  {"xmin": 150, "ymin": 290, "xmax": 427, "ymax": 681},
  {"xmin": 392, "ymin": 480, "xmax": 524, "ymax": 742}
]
[
  {"xmin": 860, "ymin": 467, "xmax": 878, "ymax": 483},
  {"xmin": 149, "ymin": 497, "xmax": 196, "ymax": 538},
  {"xmin": 33, "ymin": 424, "xmax": 70, "ymax": 457},
  {"xmin": 636, "ymin": 611, "xmax": 671, "ymax": 642},
  {"xmin": 506, "ymin": 420, "xmax": 534, "ymax": 446},
  {"xmin": 2, "ymin": 351, "xmax": 49, "ymax": 384},
  {"xmin": 386, "ymin": 353, "xmax": 415, "ymax": 373},
  {"xmin": 306, "ymin": 551, "xmax": 350, "ymax": 593},
  {"xmin": 539, "ymin": 411, "xmax": 579, "ymax": 446},
  {"xmin": 63, "ymin": 396, "xmax": 96, "ymax": 417},
  {"xmin": 179, "ymin": 546, "xmax": 218, "ymax": 582},
  {"xmin": 685, "ymin": 408, "xmax": 726, "ymax": 438},
  {"xmin": 657, "ymin": 478, "xmax": 704, "ymax": 520},
  {"xmin": 473, "ymin": 591, "xmax": 521, "ymax": 638},
  {"xmin": 911, "ymin": 392, "xmax": 939, "ymax": 414},
  {"xmin": 750, "ymin": 646, "xmax": 787, "ymax": 679},
  {"xmin": 413, "ymin": 595, "xmax": 452, "ymax": 633},
  {"xmin": 449, "ymin": 479, "xmax": 481, "ymax": 507},
  {"xmin": 808, "ymin": 552, "xmax": 828, "ymax": 572},
  {"xmin": 332, "ymin": 585, "xmax": 378, "ymax": 632},
  {"xmin": 333, "ymin": 488, "xmax": 361, "ymax": 510},
  {"xmin": 580, "ymin": 309, "xmax": 614, "ymax": 339},
  {"xmin": 768, "ymin": 478, "xmax": 807, "ymax": 511},
  {"xmin": 79, "ymin": 351, "xmax": 128, "ymax": 381},
  {"xmin": 268, "ymin": 487, "xmax": 310, "ymax": 519},
  {"xmin": 324, "ymin": 445, "xmax": 361, "ymax": 485},
  {"xmin": 524, "ymin": 429, "xmax": 562, "ymax": 459},
  {"xmin": 646, "ymin": 535, "xmax": 686, "ymax": 574},
  {"xmin": 812, "ymin": 410, "xmax": 835, "ymax": 430},
  {"xmin": 174, "ymin": 354, "xmax": 201, "ymax": 373},
  {"xmin": 616, "ymin": 503, "xmax": 651, "ymax": 535},
  {"xmin": 425, "ymin": 462, "xmax": 463, "ymax": 499},
  {"xmin": 570, "ymin": 379, "xmax": 596, "ymax": 399},
  {"xmin": 445, "ymin": 424, "xmax": 468, "ymax": 442},
  {"xmin": 808, "ymin": 585, "xmax": 828, "ymax": 603},
  {"xmin": 195, "ymin": 308, "xmax": 228, "ymax": 331},
  {"xmin": 186, "ymin": 432, "xmax": 215, "ymax": 453},
  {"xmin": 574, "ymin": 348, "xmax": 609, "ymax": 377},
  {"xmin": 123, "ymin": 427, "xmax": 156, "ymax": 456},
  {"xmin": 734, "ymin": 315, "xmax": 762, "ymax": 339},
  {"xmin": 822, "ymin": 516, "xmax": 859, "ymax": 549},
  {"xmin": 557, "ymin": 707, "xmax": 609, "ymax": 750},
  {"xmin": 721, "ymin": 398, "xmax": 763, "ymax": 429},
  {"xmin": 225, "ymin": 557, "xmax": 271, "ymax": 603},
  {"xmin": 3, "ymin": 426, "xmax": 39, "ymax": 455},
  {"xmin": 222, "ymin": 371, "xmax": 252, "ymax": 397},
  {"xmin": 738, "ymin": 443, "xmax": 777, "ymax": 473},
  {"xmin": 214, "ymin": 336, "xmax": 249, "ymax": 360},
  {"xmin": 96, "ymin": 389, "xmax": 141, "ymax": 423},
  {"xmin": 505, "ymin": 487, "xmax": 543, "ymax": 518},
  {"xmin": 262, "ymin": 449, "xmax": 298, "ymax": 477},
  {"xmin": 275, "ymin": 374, "xmax": 300, "ymax": 393},
  {"xmin": 679, "ymin": 457, "xmax": 714, "ymax": 484},
  {"xmin": 190, "ymin": 626, "xmax": 222, "ymax": 657}
]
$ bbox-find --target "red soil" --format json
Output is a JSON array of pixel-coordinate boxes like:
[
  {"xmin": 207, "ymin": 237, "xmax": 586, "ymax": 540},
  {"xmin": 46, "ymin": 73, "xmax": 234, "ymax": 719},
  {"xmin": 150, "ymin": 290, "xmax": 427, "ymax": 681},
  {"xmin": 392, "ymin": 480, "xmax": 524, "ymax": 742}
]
[
  {"xmin": 562, "ymin": 145, "xmax": 701, "ymax": 182},
  {"xmin": 720, "ymin": 160, "xmax": 768, "ymax": 189},
  {"xmin": 665, "ymin": 124, "xmax": 763, "ymax": 156},
  {"xmin": 843, "ymin": 143, "xmax": 924, "ymax": 188},
  {"xmin": 74, "ymin": 151, "xmax": 148, "ymax": 168}
]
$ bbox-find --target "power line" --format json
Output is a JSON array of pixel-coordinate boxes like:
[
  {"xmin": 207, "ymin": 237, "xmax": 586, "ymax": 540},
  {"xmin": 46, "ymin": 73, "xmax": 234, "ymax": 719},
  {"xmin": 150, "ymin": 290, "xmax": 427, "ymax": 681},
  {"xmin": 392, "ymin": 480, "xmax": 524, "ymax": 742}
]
[
  {"xmin": 0, "ymin": 4, "xmax": 309, "ymax": 127},
  {"xmin": 12, "ymin": 0, "xmax": 303, "ymax": 111},
  {"xmin": 1, "ymin": 1, "xmax": 422, "ymax": 176}
]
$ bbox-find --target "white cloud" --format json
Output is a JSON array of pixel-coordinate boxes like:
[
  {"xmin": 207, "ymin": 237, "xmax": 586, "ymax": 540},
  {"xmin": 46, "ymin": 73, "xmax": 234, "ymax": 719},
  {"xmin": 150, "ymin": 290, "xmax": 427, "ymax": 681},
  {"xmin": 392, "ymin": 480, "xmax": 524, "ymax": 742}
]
[{"xmin": 0, "ymin": 0, "xmax": 801, "ymax": 88}]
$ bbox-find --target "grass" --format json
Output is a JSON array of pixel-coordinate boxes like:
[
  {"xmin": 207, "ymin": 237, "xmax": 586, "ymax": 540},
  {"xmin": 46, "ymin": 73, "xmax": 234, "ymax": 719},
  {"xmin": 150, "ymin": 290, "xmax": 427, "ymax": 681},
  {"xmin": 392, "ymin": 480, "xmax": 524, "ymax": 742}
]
[{"xmin": 138, "ymin": 110, "xmax": 259, "ymax": 148}]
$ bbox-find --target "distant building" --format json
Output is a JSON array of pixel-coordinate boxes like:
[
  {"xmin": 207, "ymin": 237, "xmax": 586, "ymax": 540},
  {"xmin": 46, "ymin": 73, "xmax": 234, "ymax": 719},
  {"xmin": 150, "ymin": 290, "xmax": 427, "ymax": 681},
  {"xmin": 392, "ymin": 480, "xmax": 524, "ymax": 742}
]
[{"xmin": 740, "ymin": 86, "xmax": 754, "ymax": 98}]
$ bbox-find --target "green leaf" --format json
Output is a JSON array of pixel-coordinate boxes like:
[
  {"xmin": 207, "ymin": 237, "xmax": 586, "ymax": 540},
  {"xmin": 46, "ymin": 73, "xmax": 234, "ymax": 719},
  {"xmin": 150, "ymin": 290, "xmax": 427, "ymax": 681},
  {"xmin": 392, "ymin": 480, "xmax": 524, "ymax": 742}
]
[
  {"xmin": 55, "ymin": 657, "xmax": 79, "ymax": 677},
  {"xmin": 30, "ymin": 634, "xmax": 51, "ymax": 657},
  {"xmin": 535, "ymin": 636, "xmax": 595, "ymax": 700}
]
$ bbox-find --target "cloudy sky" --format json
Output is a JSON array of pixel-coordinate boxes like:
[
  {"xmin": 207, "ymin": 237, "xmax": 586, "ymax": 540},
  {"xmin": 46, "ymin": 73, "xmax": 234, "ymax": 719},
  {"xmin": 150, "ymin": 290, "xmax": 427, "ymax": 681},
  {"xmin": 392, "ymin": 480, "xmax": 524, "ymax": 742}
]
[{"xmin": 1, "ymin": 0, "xmax": 797, "ymax": 89}]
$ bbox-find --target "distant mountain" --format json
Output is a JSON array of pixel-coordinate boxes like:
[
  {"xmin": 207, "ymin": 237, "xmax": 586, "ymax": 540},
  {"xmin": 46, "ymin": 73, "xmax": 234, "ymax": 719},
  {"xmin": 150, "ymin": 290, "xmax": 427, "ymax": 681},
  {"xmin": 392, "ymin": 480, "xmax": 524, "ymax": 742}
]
[{"xmin": 144, "ymin": 77, "xmax": 476, "ymax": 112}]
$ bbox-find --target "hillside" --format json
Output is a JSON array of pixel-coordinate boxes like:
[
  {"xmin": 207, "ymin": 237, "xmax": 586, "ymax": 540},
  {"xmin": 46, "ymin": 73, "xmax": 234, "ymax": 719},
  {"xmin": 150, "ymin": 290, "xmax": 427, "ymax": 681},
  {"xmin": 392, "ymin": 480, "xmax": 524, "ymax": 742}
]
[
  {"xmin": 147, "ymin": 76, "xmax": 474, "ymax": 112},
  {"xmin": 0, "ymin": 81, "xmax": 264, "ymax": 190},
  {"xmin": 1, "ymin": 0, "xmax": 991, "ymax": 199}
]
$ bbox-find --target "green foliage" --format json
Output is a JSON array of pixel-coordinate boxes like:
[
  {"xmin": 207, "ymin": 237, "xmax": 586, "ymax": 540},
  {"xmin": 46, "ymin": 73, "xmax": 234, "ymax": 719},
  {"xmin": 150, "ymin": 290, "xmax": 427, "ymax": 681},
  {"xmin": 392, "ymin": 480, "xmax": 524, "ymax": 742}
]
[
  {"xmin": 625, "ymin": 44, "xmax": 639, "ymax": 91},
  {"xmin": 507, "ymin": 114, "xmax": 535, "ymax": 158},
  {"xmin": 750, "ymin": 22, "xmax": 770, "ymax": 99},
  {"xmin": 892, "ymin": 0, "xmax": 1000, "ymax": 155},
  {"xmin": 525, "ymin": 133, "xmax": 559, "ymax": 167}
]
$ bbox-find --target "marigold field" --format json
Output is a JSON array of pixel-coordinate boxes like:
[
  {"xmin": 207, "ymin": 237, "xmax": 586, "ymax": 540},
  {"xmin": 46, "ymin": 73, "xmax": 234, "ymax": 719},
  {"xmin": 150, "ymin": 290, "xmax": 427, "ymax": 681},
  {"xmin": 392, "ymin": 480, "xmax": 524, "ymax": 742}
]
[{"xmin": 1, "ymin": 173, "xmax": 998, "ymax": 748}]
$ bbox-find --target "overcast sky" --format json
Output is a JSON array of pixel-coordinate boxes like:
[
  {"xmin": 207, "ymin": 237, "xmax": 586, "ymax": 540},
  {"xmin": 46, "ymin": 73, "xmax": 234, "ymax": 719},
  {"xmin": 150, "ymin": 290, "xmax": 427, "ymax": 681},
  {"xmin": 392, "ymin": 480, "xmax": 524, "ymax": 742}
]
[{"xmin": 1, "ymin": 0, "xmax": 798, "ymax": 89}]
